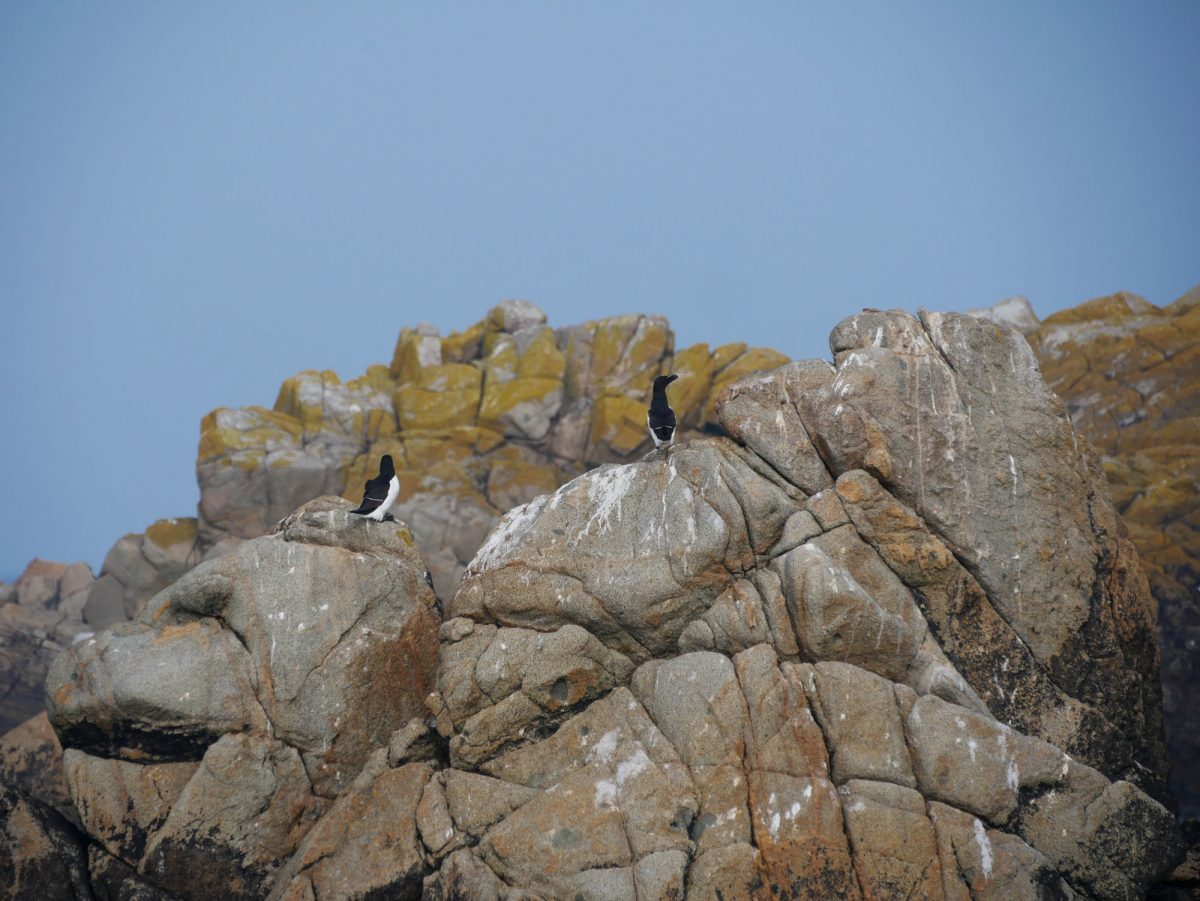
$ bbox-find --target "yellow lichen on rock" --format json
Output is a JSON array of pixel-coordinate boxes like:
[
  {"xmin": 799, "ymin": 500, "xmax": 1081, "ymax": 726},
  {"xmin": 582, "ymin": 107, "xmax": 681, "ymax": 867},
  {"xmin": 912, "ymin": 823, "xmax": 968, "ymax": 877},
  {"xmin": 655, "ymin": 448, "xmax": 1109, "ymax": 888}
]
[
  {"xmin": 588, "ymin": 394, "xmax": 650, "ymax": 458},
  {"xmin": 395, "ymin": 363, "xmax": 483, "ymax": 431},
  {"xmin": 670, "ymin": 342, "xmax": 717, "ymax": 428},
  {"xmin": 484, "ymin": 452, "xmax": 568, "ymax": 511},
  {"xmin": 515, "ymin": 329, "xmax": 566, "ymax": 381},
  {"xmin": 144, "ymin": 518, "xmax": 199, "ymax": 550},
  {"xmin": 273, "ymin": 370, "xmax": 338, "ymax": 434},
  {"xmin": 198, "ymin": 407, "xmax": 302, "ymax": 465},
  {"xmin": 478, "ymin": 377, "xmax": 564, "ymax": 439},
  {"xmin": 440, "ymin": 320, "xmax": 486, "ymax": 364},
  {"xmin": 390, "ymin": 326, "xmax": 443, "ymax": 385}
]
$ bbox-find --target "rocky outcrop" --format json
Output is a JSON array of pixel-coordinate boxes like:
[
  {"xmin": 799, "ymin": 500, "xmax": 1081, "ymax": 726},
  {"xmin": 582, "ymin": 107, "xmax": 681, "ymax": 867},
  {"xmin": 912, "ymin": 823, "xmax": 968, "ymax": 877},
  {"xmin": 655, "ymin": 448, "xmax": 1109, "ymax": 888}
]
[
  {"xmin": 0, "ymin": 559, "xmax": 93, "ymax": 734},
  {"xmin": 39, "ymin": 496, "xmax": 440, "ymax": 898},
  {"xmin": 965, "ymin": 288, "xmax": 1200, "ymax": 821},
  {"xmin": 26, "ymin": 307, "xmax": 1181, "ymax": 899},
  {"xmin": 81, "ymin": 517, "xmax": 204, "ymax": 630},
  {"xmin": 0, "ymin": 712, "xmax": 74, "ymax": 827},
  {"xmin": 197, "ymin": 301, "xmax": 787, "ymax": 600},
  {"xmin": 1021, "ymin": 287, "xmax": 1200, "ymax": 819}
]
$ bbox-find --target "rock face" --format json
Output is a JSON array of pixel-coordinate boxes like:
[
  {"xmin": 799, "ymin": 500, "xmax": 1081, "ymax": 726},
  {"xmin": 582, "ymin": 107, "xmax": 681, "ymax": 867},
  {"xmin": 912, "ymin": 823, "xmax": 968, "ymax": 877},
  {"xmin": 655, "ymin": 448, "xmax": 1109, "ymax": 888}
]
[
  {"xmin": 1023, "ymin": 287, "xmax": 1200, "ymax": 818},
  {"xmin": 416, "ymin": 308, "xmax": 1178, "ymax": 898},
  {"xmin": 0, "ymin": 559, "xmax": 93, "ymax": 734},
  {"xmin": 41, "ymin": 497, "xmax": 440, "ymax": 898},
  {"xmin": 81, "ymin": 517, "xmax": 204, "ymax": 630},
  {"xmin": 197, "ymin": 301, "xmax": 787, "ymax": 601},
  {"xmin": 7, "ymin": 304, "xmax": 1187, "ymax": 899}
]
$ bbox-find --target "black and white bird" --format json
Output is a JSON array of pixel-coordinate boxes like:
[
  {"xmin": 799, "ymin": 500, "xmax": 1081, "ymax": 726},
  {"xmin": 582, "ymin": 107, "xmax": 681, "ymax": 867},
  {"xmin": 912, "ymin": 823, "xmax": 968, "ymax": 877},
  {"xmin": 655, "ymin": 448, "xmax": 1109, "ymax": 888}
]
[
  {"xmin": 350, "ymin": 454, "xmax": 400, "ymax": 522},
  {"xmin": 647, "ymin": 373, "xmax": 679, "ymax": 448}
]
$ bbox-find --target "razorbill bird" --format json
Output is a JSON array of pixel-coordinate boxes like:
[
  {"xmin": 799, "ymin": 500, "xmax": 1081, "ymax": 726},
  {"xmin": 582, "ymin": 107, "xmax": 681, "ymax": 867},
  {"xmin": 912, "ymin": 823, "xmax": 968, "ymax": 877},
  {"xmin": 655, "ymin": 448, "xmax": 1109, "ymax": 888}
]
[
  {"xmin": 647, "ymin": 373, "xmax": 679, "ymax": 448},
  {"xmin": 350, "ymin": 455, "xmax": 400, "ymax": 522}
]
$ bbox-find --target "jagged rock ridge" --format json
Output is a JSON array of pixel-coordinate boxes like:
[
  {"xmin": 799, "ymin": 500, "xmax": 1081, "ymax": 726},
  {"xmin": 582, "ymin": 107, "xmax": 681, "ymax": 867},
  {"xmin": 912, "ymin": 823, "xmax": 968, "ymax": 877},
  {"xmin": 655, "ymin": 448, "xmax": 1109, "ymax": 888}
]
[{"xmin": 13, "ymin": 308, "xmax": 1182, "ymax": 900}]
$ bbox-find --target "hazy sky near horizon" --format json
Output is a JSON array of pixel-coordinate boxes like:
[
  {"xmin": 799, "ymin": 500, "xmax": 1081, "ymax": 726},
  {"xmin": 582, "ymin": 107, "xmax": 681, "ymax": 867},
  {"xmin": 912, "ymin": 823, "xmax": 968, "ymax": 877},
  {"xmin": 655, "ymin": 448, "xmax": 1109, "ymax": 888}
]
[{"xmin": 2, "ymin": 2, "xmax": 1198, "ymax": 579}]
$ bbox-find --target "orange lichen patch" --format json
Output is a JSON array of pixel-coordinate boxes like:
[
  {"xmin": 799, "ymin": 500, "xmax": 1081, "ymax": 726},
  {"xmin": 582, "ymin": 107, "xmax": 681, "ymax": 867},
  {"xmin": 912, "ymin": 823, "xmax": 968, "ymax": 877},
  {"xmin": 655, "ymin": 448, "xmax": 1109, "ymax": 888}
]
[
  {"xmin": 274, "ymin": 370, "xmax": 337, "ymax": 427},
  {"xmin": 152, "ymin": 621, "xmax": 205, "ymax": 645},
  {"xmin": 144, "ymin": 518, "xmax": 199, "ymax": 550}
]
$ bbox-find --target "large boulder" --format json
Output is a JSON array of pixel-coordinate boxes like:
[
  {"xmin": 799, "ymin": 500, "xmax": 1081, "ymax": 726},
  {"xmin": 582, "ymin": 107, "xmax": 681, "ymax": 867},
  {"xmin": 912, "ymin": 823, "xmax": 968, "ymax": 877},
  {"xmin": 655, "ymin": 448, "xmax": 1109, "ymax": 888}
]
[
  {"xmin": 44, "ymin": 496, "xmax": 441, "ymax": 898},
  {"xmin": 410, "ymin": 309, "xmax": 1179, "ymax": 898}
]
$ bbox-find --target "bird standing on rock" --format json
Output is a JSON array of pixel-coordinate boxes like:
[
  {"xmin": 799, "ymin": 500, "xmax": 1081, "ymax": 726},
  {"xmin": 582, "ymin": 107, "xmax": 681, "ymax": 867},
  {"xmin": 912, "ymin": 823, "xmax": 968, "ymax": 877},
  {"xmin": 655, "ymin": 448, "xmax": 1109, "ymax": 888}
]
[
  {"xmin": 350, "ymin": 455, "xmax": 400, "ymax": 522},
  {"xmin": 647, "ymin": 374, "xmax": 678, "ymax": 448}
]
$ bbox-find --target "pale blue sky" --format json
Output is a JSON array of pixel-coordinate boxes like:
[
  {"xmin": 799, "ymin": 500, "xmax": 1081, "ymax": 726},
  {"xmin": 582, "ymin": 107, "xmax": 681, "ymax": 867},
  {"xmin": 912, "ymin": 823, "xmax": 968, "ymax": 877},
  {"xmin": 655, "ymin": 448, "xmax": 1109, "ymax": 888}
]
[{"xmin": 2, "ymin": 2, "xmax": 1197, "ymax": 579}]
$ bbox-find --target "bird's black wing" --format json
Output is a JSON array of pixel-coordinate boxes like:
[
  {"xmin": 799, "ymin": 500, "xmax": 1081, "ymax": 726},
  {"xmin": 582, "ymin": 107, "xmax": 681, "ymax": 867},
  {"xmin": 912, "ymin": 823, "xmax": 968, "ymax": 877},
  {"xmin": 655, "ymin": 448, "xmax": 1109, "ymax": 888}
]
[
  {"xmin": 648, "ymin": 406, "xmax": 676, "ymax": 442},
  {"xmin": 350, "ymin": 475, "xmax": 388, "ymax": 514}
]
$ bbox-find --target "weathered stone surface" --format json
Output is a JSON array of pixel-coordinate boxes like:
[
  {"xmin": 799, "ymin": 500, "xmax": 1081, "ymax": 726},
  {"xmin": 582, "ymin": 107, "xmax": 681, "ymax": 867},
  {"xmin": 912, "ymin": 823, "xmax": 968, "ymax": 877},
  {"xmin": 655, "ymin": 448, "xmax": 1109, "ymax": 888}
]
[
  {"xmin": 452, "ymin": 440, "xmax": 802, "ymax": 662},
  {"xmin": 836, "ymin": 468, "xmax": 1113, "ymax": 762},
  {"xmin": 141, "ymin": 496, "xmax": 439, "ymax": 795},
  {"xmin": 140, "ymin": 734, "xmax": 325, "ymax": 900},
  {"xmin": 87, "ymin": 844, "xmax": 177, "ymax": 901},
  {"xmin": 475, "ymin": 689, "xmax": 697, "ymax": 898},
  {"xmin": 133, "ymin": 302, "xmax": 790, "ymax": 617},
  {"xmin": 1021, "ymin": 287, "xmax": 1200, "ymax": 817},
  {"xmin": 0, "ymin": 712, "xmax": 75, "ymax": 825},
  {"xmin": 45, "ymin": 618, "xmax": 263, "ymax": 762},
  {"xmin": 839, "ymin": 779, "xmax": 944, "ymax": 899},
  {"xmin": 433, "ymin": 622, "xmax": 635, "ymax": 768},
  {"xmin": 39, "ymin": 497, "xmax": 441, "ymax": 898},
  {"xmin": 809, "ymin": 662, "xmax": 915, "ymax": 788},
  {"xmin": 965, "ymin": 295, "xmax": 1041, "ymax": 335},
  {"xmin": 776, "ymin": 308, "xmax": 1169, "ymax": 803},
  {"xmin": 0, "ymin": 782, "xmax": 91, "ymax": 901},
  {"xmin": 63, "ymin": 749, "xmax": 197, "ymax": 865},
  {"xmin": 267, "ymin": 761, "xmax": 430, "ymax": 901},
  {"xmin": 0, "ymin": 559, "xmax": 93, "ymax": 734},
  {"xmin": 21, "ymin": 301, "xmax": 1187, "ymax": 899},
  {"xmin": 928, "ymin": 800, "xmax": 1073, "ymax": 900},
  {"xmin": 84, "ymin": 518, "xmax": 201, "ymax": 629}
]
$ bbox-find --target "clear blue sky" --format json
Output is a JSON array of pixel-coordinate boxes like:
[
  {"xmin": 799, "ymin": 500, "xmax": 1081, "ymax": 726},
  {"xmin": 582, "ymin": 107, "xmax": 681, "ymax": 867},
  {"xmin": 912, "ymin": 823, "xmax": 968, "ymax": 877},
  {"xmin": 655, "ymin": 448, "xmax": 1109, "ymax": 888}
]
[{"xmin": 2, "ymin": 2, "xmax": 1197, "ymax": 580}]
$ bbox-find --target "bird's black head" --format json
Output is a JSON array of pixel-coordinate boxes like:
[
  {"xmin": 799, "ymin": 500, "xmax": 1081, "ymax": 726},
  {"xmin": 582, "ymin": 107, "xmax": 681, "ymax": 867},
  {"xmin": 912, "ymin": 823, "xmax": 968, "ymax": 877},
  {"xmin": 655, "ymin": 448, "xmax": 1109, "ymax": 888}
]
[
  {"xmin": 380, "ymin": 455, "xmax": 396, "ymax": 477},
  {"xmin": 653, "ymin": 373, "xmax": 679, "ymax": 394}
]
